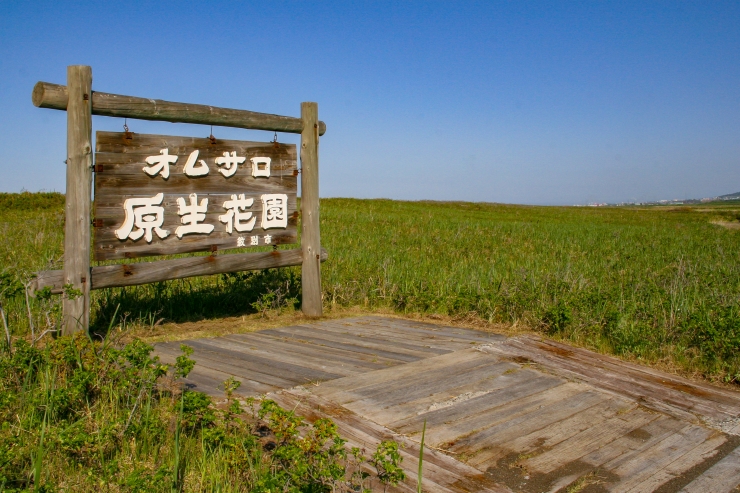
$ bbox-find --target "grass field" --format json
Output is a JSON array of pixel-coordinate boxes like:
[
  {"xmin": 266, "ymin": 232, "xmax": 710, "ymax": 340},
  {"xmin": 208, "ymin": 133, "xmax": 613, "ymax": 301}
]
[
  {"xmin": 2, "ymin": 192, "xmax": 740, "ymax": 383},
  {"xmin": 2, "ymin": 191, "xmax": 740, "ymax": 490}
]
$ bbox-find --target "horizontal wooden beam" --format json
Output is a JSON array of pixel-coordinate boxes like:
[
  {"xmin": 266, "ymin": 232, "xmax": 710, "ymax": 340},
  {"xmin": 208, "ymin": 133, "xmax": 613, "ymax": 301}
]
[
  {"xmin": 33, "ymin": 247, "xmax": 328, "ymax": 293},
  {"xmin": 32, "ymin": 82, "xmax": 327, "ymax": 136}
]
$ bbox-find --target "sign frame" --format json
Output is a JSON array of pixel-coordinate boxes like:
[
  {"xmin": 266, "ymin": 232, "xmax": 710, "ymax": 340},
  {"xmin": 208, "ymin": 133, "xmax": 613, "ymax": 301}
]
[{"xmin": 31, "ymin": 65, "xmax": 326, "ymax": 333}]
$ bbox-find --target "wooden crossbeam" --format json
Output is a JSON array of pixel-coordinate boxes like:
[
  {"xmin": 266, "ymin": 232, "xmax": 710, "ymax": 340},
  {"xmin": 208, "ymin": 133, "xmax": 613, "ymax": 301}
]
[
  {"xmin": 33, "ymin": 248, "xmax": 328, "ymax": 293},
  {"xmin": 32, "ymin": 82, "xmax": 327, "ymax": 136}
]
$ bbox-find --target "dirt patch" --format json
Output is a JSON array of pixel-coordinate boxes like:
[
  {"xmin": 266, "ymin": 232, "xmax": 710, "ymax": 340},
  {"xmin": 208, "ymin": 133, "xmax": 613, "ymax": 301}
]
[
  {"xmin": 711, "ymin": 220, "xmax": 740, "ymax": 230},
  {"xmin": 484, "ymin": 451, "xmax": 618, "ymax": 492}
]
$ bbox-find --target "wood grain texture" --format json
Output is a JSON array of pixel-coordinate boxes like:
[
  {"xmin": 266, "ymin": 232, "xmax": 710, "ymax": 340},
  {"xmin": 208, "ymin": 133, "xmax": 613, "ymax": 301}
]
[
  {"xmin": 33, "ymin": 247, "xmax": 328, "ymax": 292},
  {"xmin": 32, "ymin": 81, "xmax": 327, "ymax": 135},
  {"xmin": 679, "ymin": 445, "xmax": 740, "ymax": 493},
  {"xmin": 269, "ymin": 388, "xmax": 513, "ymax": 493},
  {"xmin": 63, "ymin": 65, "xmax": 93, "ymax": 334},
  {"xmin": 93, "ymin": 132, "xmax": 297, "ymax": 260},
  {"xmin": 300, "ymin": 102, "xmax": 322, "ymax": 317},
  {"xmin": 146, "ymin": 316, "xmax": 740, "ymax": 492},
  {"xmin": 481, "ymin": 336, "xmax": 740, "ymax": 422}
]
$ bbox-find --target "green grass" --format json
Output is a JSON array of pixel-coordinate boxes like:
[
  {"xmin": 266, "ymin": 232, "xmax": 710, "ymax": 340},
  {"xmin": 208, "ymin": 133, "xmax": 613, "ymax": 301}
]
[
  {"xmin": 2, "ymin": 192, "xmax": 740, "ymax": 384},
  {"xmin": 2, "ymin": 191, "xmax": 740, "ymax": 490},
  {"xmin": 0, "ymin": 334, "xmax": 404, "ymax": 492}
]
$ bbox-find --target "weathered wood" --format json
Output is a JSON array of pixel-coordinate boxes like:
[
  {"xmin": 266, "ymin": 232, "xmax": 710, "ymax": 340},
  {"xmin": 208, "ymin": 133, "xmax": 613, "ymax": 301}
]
[
  {"xmin": 33, "ymin": 247, "xmax": 328, "ymax": 293},
  {"xmin": 300, "ymin": 102, "xmax": 322, "ymax": 317},
  {"xmin": 465, "ymin": 391, "xmax": 621, "ymax": 467},
  {"xmin": 189, "ymin": 337, "xmax": 362, "ymax": 379},
  {"xmin": 63, "ymin": 66, "xmax": 93, "ymax": 334},
  {"xmin": 227, "ymin": 332, "xmax": 405, "ymax": 369},
  {"xmin": 525, "ymin": 408, "xmax": 659, "ymax": 474},
  {"xmin": 156, "ymin": 343, "xmax": 298, "ymax": 389},
  {"xmin": 262, "ymin": 325, "xmax": 427, "ymax": 362},
  {"xmin": 269, "ymin": 388, "xmax": 512, "ymax": 493},
  {"xmin": 424, "ymin": 379, "xmax": 577, "ymax": 449},
  {"xmin": 362, "ymin": 361, "xmax": 520, "ymax": 424},
  {"xmin": 313, "ymin": 319, "xmax": 487, "ymax": 351},
  {"xmin": 482, "ymin": 337, "xmax": 740, "ymax": 422},
  {"xmin": 156, "ymin": 348, "xmax": 279, "ymax": 396},
  {"xmin": 679, "ymin": 444, "xmax": 740, "ymax": 492},
  {"xmin": 313, "ymin": 348, "xmax": 490, "ymax": 400},
  {"xmin": 217, "ymin": 333, "xmax": 388, "ymax": 373},
  {"xmin": 94, "ymin": 132, "xmax": 297, "ymax": 260},
  {"xmin": 183, "ymin": 339, "xmax": 343, "ymax": 383},
  {"xmin": 32, "ymin": 81, "xmax": 327, "ymax": 135}
]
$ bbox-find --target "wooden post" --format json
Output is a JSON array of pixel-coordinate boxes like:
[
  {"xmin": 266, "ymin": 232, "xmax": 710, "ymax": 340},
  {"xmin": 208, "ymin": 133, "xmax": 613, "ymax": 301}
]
[
  {"xmin": 300, "ymin": 102, "xmax": 322, "ymax": 317},
  {"xmin": 63, "ymin": 65, "xmax": 92, "ymax": 334}
]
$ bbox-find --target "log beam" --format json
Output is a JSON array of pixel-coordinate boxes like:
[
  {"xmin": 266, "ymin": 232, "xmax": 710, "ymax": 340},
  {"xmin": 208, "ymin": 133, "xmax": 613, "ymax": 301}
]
[
  {"xmin": 32, "ymin": 81, "xmax": 327, "ymax": 136},
  {"xmin": 32, "ymin": 248, "xmax": 328, "ymax": 293}
]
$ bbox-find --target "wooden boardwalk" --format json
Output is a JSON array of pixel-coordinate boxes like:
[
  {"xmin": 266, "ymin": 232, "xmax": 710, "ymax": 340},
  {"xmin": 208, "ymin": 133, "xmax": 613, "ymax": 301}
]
[{"xmin": 155, "ymin": 316, "xmax": 740, "ymax": 492}]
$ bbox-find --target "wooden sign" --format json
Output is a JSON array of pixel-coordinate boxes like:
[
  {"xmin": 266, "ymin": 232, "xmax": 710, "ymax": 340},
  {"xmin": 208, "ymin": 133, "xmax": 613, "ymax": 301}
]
[
  {"xmin": 93, "ymin": 132, "xmax": 298, "ymax": 260},
  {"xmin": 32, "ymin": 66, "xmax": 325, "ymax": 333}
]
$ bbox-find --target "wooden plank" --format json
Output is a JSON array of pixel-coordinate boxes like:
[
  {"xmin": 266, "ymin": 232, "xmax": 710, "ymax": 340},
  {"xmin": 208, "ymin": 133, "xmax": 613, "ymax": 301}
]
[
  {"xmin": 32, "ymin": 81, "xmax": 327, "ymax": 135},
  {"xmin": 462, "ymin": 387, "xmax": 628, "ymax": 468},
  {"xmin": 393, "ymin": 372, "xmax": 566, "ymax": 442},
  {"xmin": 369, "ymin": 317, "xmax": 506, "ymax": 343},
  {"xmin": 606, "ymin": 424, "xmax": 716, "ymax": 493},
  {"xmin": 62, "ymin": 65, "xmax": 93, "ymax": 334},
  {"xmin": 155, "ymin": 344, "xmax": 280, "ymax": 395},
  {"xmin": 469, "ymin": 394, "xmax": 625, "ymax": 467},
  {"xmin": 33, "ymin": 247, "xmax": 327, "ymax": 292},
  {"xmin": 94, "ymin": 171, "xmax": 296, "ymax": 197},
  {"xmin": 221, "ymin": 333, "xmax": 399, "ymax": 371},
  {"xmin": 339, "ymin": 358, "xmax": 509, "ymax": 409},
  {"xmin": 156, "ymin": 342, "xmax": 305, "ymax": 388},
  {"xmin": 312, "ymin": 348, "xmax": 492, "ymax": 401},
  {"xmin": 269, "ymin": 387, "xmax": 512, "ymax": 493},
  {"xmin": 311, "ymin": 319, "xmax": 483, "ymax": 352},
  {"xmin": 300, "ymin": 101, "xmax": 322, "ymax": 317},
  {"xmin": 263, "ymin": 325, "xmax": 440, "ymax": 361},
  {"xmin": 93, "ymin": 132, "xmax": 297, "ymax": 260},
  {"xmin": 528, "ymin": 337, "xmax": 740, "ymax": 414},
  {"xmin": 622, "ymin": 434, "xmax": 726, "ymax": 493},
  {"xmin": 181, "ymin": 339, "xmax": 344, "ymax": 384},
  {"xmin": 256, "ymin": 327, "xmax": 423, "ymax": 364},
  {"xmin": 578, "ymin": 415, "xmax": 688, "ymax": 470},
  {"xmin": 679, "ymin": 445, "xmax": 740, "ymax": 493},
  {"xmin": 483, "ymin": 338, "xmax": 740, "ymax": 421},
  {"xmin": 94, "ymin": 213, "xmax": 297, "ymax": 260},
  {"xmin": 523, "ymin": 408, "xmax": 659, "ymax": 474},
  {"xmin": 360, "ymin": 361, "xmax": 521, "ymax": 424},
  {"xmin": 193, "ymin": 336, "xmax": 368, "ymax": 378},
  {"xmin": 296, "ymin": 321, "xmax": 453, "ymax": 355},
  {"xmin": 95, "ymin": 131, "xmax": 299, "ymax": 157}
]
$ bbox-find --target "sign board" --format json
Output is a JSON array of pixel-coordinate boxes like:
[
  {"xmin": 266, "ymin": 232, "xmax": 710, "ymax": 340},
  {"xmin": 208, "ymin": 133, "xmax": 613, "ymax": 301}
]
[
  {"xmin": 93, "ymin": 132, "xmax": 298, "ymax": 260},
  {"xmin": 32, "ymin": 66, "xmax": 325, "ymax": 332}
]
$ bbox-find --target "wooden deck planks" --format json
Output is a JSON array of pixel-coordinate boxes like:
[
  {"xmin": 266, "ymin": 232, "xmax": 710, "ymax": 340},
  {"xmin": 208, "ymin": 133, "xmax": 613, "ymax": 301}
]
[
  {"xmin": 151, "ymin": 316, "xmax": 740, "ymax": 491},
  {"xmin": 679, "ymin": 444, "xmax": 740, "ymax": 493},
  {"xmin": 483, "ymin": 337, "xmax": 740, "ymax": 422},
  {"xmin": 268, "ymin": 387, "xmax": 513, "ymax": 493}
]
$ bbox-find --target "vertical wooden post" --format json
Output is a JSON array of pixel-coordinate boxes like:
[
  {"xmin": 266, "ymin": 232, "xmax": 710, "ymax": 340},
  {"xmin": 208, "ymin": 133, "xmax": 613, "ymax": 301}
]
[
  {"xmin": 300, "ymin": 102, "xmax": 322, "ymax": 317},
  {"xmin": 63, "ymin": 65, "xmax": 93, "ymax": 334}
]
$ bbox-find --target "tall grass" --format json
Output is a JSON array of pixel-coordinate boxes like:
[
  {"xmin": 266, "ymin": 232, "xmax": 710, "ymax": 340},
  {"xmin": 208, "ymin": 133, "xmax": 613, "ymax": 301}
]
[
  {"xmin": 0, "ymin": 334, "xmax": 405, "ymax": 491},
  {"xmin": 1, "ymin": 193, "xmax": 740, "ymax": 382},
  {"xmin": 321, "ymin": 199, "xmax": 740, "ymax": 382}
]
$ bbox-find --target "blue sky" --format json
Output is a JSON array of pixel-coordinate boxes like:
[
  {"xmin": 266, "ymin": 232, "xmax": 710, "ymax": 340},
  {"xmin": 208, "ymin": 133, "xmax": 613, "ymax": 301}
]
[{"xmin": 1, "ymin": 1, "xmax": 738, "ymax": 205}]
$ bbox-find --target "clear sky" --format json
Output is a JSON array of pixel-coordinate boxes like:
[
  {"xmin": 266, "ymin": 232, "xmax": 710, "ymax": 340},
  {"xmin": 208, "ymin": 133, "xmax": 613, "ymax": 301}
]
[{"xmin": 1, "ymin": 1, "xmax": 738, "ymax": 205}]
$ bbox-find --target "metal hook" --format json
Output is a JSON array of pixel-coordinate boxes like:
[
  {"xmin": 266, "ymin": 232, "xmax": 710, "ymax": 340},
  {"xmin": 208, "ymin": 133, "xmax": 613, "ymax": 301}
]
[
  {"xmin": 272, "ymin": 131, "xmax": 279, "ymax": 149},
  {"xmin": 209, "ymin": 125, "xmax": 216, "ymax": 145},
  {"xmin": 123, "ymin": 118, "xmax": 133, "ymax": 140}
]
